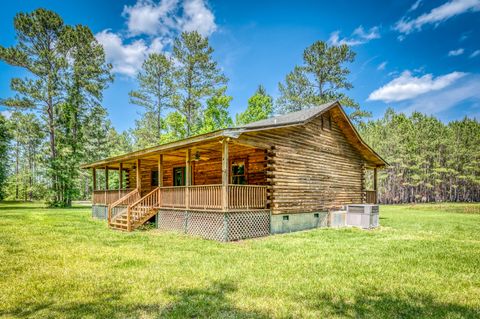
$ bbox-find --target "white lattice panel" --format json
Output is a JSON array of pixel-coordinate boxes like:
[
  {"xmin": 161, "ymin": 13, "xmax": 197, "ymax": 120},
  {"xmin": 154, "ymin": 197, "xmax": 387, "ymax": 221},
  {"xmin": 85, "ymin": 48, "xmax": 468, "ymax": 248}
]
[
  {"xmin": 157, "ymin": 210, "xmax": 185, "ymax": 233},
  {"xmin": 186, "ymin": 212, "xmax": 225, "ymax": 241},
  {"xmin": 227, "ymin": 211, "xmax": 270, "ymax": 241},
  {"xmin": 156, "ymin": 209, "xmax": 271, "ymax": 242}
]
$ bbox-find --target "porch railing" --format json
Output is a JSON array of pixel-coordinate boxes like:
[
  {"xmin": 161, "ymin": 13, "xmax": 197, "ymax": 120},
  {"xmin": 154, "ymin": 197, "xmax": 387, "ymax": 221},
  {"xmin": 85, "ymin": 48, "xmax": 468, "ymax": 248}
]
[
  {"xmin": 158, "ymin": 184, "xmax": 267, "ymax": 210},
  {"xmin": 159, "ymin": 186, "xmax": 186, "ymax": 208},
  {"xmin": 228, "ymin": 185, "xmax": 268, "ymax": 209},
  {"xmin": 93, "ymin": 189, "xmax": 135, "ymax": 205},
  {"xmin": 95, "ymin": 185, "xmax": 269, "ymax": 212}
]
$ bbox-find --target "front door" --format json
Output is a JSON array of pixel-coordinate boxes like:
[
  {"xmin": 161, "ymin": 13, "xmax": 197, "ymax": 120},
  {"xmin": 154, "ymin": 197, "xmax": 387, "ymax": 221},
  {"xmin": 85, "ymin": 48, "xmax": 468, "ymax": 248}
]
[{"xmin": 173, "ymin": 167, "xmax": 185, "ymax": 186}]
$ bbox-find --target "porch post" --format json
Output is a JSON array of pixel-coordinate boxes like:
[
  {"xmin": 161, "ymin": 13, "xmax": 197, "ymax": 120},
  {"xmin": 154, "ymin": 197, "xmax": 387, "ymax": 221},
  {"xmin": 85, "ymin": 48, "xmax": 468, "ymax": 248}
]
[
  {"xmin": 221, "ymin": 138, "xmax": 229, "ymax": 211},
  {"xmin": 92, "ymin": 167, "xmax": 97, "ymax": 204},
  {"xmin": 158, "ymin": 154, "xmax": 163, "ymax": 187},
  {"xmin": 373, "ymin": 167, "xmax": 378, "ymax": 204},
  {"xmin": 105, "ymin": 166, "xmax": 109, "ymax": 190},
  {"xmin": 119, "ymin": 162, "xmax": 123, "ymax": 193},
  {"xmin": 104, "ymin": 166, "xmax": 108, "ymax": 204},
  {"xmin": 185, "ymin": 149, "xmax": 191, "ymax": 209},
  {"xmin": 92, "ymin": 168, "xmax": 97, "ymax": 191},
  {"xmin": 136, "ymin": 159, "xmax": 141, "ymax": 193}
]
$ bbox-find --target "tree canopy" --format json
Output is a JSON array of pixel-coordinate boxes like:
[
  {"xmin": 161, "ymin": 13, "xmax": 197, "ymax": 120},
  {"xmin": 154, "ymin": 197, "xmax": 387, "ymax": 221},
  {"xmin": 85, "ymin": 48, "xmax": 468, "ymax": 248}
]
[{"xmin": 276, "ymin": 41, "xmax": 370, "ymax": 122}]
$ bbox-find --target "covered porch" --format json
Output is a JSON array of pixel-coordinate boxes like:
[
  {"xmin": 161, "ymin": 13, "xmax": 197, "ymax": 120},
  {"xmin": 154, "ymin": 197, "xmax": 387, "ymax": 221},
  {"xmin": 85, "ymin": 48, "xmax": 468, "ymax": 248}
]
[{"xmin": 86, "ymin": 137, "xmax": 272, "ymax": 234}]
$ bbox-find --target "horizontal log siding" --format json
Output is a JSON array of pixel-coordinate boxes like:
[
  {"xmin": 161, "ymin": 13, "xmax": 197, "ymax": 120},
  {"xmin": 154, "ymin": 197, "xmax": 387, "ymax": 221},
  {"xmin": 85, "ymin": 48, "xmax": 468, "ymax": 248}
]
[{"xmin": 240, "ymin": 110, "xmax": 366, "ymax": 214}]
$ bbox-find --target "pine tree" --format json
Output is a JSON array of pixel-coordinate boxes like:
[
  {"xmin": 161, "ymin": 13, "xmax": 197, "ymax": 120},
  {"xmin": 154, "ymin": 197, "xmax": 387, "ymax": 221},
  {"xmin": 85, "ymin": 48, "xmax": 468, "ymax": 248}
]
[
  {"xmin": 0, "ymin": 114, "xmax": 10, "ymax": 200},
  {"xmin": 276, "ymin": 41, "xmax": 370, "ymax": 122},
  {"xmin": 0, "ymin": 9, "xmax": 112, "ymax": 206},
  {"xmin": 130, "ymin": 53, "xmax": 174, "ymax": 148},
  {"xmin": 172, "ymin": 31, "xmax": 227, "ymax": 137},
  {"xmin": 236, "ymin": 85, "xmax": 273, "ymax": 125}
]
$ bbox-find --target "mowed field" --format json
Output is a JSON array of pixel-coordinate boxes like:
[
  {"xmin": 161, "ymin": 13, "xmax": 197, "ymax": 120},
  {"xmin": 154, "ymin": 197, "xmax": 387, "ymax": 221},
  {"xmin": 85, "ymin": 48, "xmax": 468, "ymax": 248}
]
[{"xmin": 0, "ymin": 202, "xmax": 479, "ymax": 319}]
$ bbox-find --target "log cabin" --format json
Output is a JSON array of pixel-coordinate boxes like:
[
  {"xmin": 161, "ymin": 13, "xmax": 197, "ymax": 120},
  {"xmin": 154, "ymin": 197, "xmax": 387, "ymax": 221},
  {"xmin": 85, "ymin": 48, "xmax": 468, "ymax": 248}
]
[{"xmin": 81, "ymin": 101, "xmax": 387, "ymax": 241}]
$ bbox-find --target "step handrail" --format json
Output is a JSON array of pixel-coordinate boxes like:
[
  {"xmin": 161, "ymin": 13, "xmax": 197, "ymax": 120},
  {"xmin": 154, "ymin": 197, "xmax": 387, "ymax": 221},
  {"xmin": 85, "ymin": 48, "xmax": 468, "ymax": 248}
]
[
  {"xmin": 108, "ymin": 189, "xmax": 140, "ymax": 224},
  {"xmin": 127, "ymin": 187, "xmax": 160, "ymax": 231}
]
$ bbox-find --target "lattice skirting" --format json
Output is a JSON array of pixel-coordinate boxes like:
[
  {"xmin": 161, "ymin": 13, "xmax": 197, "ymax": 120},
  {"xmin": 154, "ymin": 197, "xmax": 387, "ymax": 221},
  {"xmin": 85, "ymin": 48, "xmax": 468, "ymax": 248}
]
[
  {"xmin": 157, "ymin": 210, "xmax": 271, "ymax": 242},
  {"xmin": 92, "ymin": 204, "xmax": 108, "ymax": 220}
]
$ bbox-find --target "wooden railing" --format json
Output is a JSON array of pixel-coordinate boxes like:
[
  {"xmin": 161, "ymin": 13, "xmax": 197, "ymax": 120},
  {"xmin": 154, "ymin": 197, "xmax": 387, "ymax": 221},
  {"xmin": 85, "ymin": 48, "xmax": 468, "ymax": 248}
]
[
  {"xmin": 228, "ymin": 185, "xmax": 268, "ymax": 209},
  {"xmin": 159, "ymin": 186, "xmax": 186, "ymax": 208},
  {"xmin": 157, "ymin": 184, "xmax": 267, "ymax": 210},
  {"xmin": 189, "ymin": 185, "xmax": 222, "ymax": 209},
  {"xmin": 93, "ymin": 189, "xmax": 135, "ymax": 205},
  {"xmin": 108, "ymin": 189, "xmax": 140, "ymax": 223},
  {"xmin": 366, "ymin": 190, "xmax": 377, "ymax": 204},
  {"xmin": 127, "ymin": 187, "xmax": 160, "ymax": 230}
]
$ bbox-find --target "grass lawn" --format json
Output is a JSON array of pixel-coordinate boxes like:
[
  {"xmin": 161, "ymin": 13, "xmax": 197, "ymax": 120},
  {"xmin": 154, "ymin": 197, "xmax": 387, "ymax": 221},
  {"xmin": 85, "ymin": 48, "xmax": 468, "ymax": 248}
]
[{"xmin": 0, "ymin": 202, "xmax": 479, "ymax": 318}]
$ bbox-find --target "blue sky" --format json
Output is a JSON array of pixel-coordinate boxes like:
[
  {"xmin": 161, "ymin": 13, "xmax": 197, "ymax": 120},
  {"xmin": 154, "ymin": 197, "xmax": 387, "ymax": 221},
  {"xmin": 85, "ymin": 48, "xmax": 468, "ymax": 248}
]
[{"xmin": 0, "ymin": 0, "xmax": 479, "ymax": 131}]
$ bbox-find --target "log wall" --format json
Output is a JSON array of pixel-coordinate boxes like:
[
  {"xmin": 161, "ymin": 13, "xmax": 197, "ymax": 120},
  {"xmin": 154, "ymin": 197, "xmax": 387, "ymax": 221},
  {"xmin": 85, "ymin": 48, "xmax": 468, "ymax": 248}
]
[{"xmin": 239, "ymin": 109, "xmax": 370, "ymax": 214}]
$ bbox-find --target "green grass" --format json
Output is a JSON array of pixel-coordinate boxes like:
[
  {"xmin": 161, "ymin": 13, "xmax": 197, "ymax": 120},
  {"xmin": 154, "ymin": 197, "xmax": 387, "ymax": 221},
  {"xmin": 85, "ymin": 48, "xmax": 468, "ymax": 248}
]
[{"xmin": 0, "ymin": 202, "xmax": 479, "ymax": 318}]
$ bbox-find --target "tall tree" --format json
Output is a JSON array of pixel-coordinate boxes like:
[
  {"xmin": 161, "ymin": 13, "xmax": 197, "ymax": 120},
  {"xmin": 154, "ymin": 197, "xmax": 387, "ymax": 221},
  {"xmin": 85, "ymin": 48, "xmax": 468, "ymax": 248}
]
[
  {"xmin": 236, "ymin": 85, "xmax": 273, "ymax": 125},
  {"xmin": 0, "ymin": 9, "xmax": 112, "ymax": 206},
  {"xmin": 130, "ymin": 53, "xmax": 174, "ymax": 148},
  {"xmin": 0, "ymin": 114, "xmax": 10, "ymax": 200},
  {"xmin": 0, "ymin": 9, "xmax": 67, "ymax": 205},
  {"xmin": 59, "ymin": 24, "xmax": 113, "ymax": 206},
  {"xmin": 172, "ymin": 31, "xmax": 227, "ymax": 137},
  {"xmin": 276, "ymin": 41, "xmax": 370, "ymax": 122},
  {"xmin": 7, "ymin": 112, "xmax": 44, "ymax": 201},
  {"xmin": 199, "ymin": 88, "xmax": 233, "ymax": 134}
]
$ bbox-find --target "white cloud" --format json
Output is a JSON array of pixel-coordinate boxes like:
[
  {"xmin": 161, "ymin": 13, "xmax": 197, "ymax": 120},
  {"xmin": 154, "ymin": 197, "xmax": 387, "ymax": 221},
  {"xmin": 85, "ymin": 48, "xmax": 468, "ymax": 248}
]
[
  {"xmin": 181, "ymin": 0, "xmax": 217, "ymax": 36},
  {"xmin": 328, "ymin": 26, "xmax": 380, "ymax": 46},
  {"xmin": 394, "ymin": 0, "xmax": 480, "ymax": 34},
  {"xmin": 368, "ymin": 70, "xmax": 466, "ymax": 102},
  {"xmin": 448, "ymin": 48, "xmax": 464, "ymax": 56},
  {"xmin": 409, "ymin": 0, "xmax": 422, "ymax": 11},
  {"xmin": 402, "ymin": 74, "xmax": 480, "ymax": 114},
  {"xmin": 470, "ymin": 50, "xmax": 480, "ymax": 58},
  {"xmin": 0, "ymin": 110, "xmax": 12, "ymax": 119},
  {"xmin": 123, "ymin": 0, "xmax": 216, "ymax": 37},
  {"xmin": 377, "ymin": 61, "xmax": 387, "ymax": 70},
  {"xmin": 97, "ymin": 0, "xmax": 217, "ymax": 76}
]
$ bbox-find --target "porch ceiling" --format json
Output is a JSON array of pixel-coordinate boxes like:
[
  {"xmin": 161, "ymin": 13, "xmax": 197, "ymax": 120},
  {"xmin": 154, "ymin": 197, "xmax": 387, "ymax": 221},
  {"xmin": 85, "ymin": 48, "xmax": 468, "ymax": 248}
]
[{"xmin": 82, "ymin": 139, "xmax": 258, "ymax": 169}]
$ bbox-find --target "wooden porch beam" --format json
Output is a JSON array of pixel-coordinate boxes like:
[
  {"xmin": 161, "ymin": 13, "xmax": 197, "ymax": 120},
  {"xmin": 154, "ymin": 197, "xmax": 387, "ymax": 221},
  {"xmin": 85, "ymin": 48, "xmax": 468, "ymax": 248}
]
[
  {"xmin": 221, "ymin": 138, "xmax": 229, "ymax": 211},
  {"xmin": 92, "ymin": 168, "xmax": 97, "ymax": 191},
  {"xmin": 119, "ymin": 162, "xmax": 123, "ymax": 192},
  {"xmin": 374, "ymin": 167, "xmax": 378, "ymax": 204},
  {"xmin": 105, "ymin": 166, "xmax": 109, "ymax": 190},
  {"xmin": 158, "ymin": 154, "xmax": 163, "ymax": 187},
  {"xmin": 185, "ymin": 149, "xmax": 191, "ymax": 209},
  {"xmin": 136, "ymin": 159, "xmax": 141, "ymax": 193}
]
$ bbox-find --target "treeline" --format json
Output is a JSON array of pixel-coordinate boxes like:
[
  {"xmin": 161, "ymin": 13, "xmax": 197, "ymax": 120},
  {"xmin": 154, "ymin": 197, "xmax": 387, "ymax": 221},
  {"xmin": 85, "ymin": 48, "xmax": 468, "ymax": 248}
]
[{"xmin": 359, "ymin": 109, "xmax": 480, "ymax": 203}]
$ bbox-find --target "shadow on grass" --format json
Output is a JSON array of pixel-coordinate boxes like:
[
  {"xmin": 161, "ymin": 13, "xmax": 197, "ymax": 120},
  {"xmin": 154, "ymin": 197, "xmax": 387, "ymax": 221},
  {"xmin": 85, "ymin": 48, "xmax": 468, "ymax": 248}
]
[
  {"xmin": 161, "ymin": 281, "xmax": 268, "ymax": 318},
  {"xmin": 303, "ymin": 290, "xmax": 480, "ymax": 318},
  {"xmin": 0, "ymin": 281, "xmax": 269, "ymax": 319}
]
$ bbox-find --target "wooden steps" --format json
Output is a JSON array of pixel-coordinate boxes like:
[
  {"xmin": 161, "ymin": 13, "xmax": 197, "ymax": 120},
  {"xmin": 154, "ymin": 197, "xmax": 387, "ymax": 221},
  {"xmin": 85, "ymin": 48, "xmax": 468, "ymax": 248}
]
[{"xmin": 108, "ymin": 206, "xmax": 158, "ymax": 231}]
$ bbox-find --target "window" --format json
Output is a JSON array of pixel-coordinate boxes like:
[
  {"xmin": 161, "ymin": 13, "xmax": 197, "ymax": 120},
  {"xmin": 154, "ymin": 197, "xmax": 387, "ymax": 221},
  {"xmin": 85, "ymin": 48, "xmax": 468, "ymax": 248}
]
[
  {"xmin": 173, "ymin": 167, "xmax": 185, "ymax": 186},
  {"xmin": 151, "ymin": 171, "xmax": 159, "ymax": 187},
  {"xmin": 231, "ymin": 160, "xmax": 247, "ymax": 185}
]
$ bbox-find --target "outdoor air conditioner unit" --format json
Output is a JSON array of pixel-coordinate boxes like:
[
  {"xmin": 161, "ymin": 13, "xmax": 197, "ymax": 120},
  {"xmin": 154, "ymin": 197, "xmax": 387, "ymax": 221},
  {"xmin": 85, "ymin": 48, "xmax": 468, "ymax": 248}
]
[{"xmin": 346, "ymin": 204, "xmax": 379, "ymax": 229}]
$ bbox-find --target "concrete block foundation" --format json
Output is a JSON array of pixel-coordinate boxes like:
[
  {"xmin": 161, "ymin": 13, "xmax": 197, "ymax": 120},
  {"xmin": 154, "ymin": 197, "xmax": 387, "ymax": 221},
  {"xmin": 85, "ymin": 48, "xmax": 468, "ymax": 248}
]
[{"xmin": 270, "ymin": 211, "xmax": 329, "ymax": 234}]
